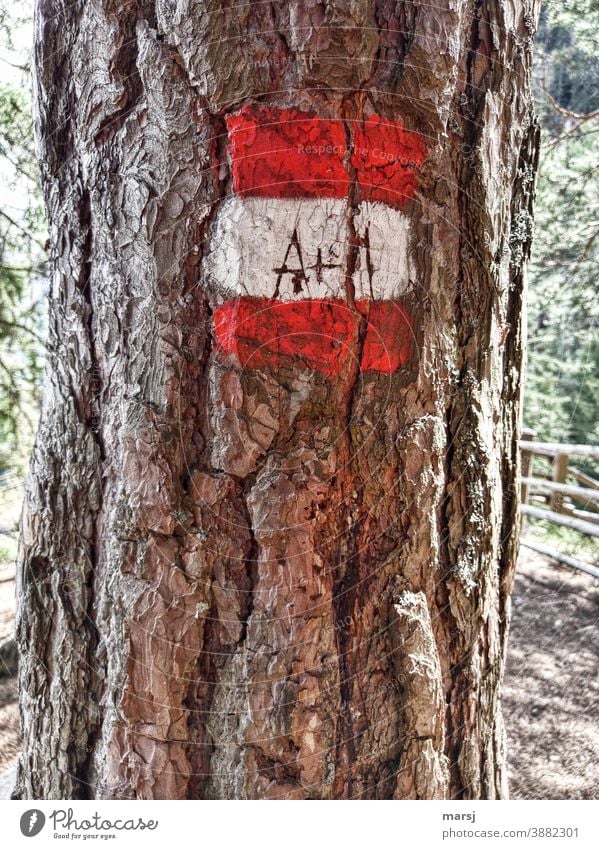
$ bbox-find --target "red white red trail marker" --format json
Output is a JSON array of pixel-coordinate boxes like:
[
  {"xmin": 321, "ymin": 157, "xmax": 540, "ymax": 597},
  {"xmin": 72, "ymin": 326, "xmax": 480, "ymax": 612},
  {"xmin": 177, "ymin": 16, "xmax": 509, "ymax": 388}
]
[{"xmin": 203, "ymin": 106, "xmax": 426, "ymax": 377}]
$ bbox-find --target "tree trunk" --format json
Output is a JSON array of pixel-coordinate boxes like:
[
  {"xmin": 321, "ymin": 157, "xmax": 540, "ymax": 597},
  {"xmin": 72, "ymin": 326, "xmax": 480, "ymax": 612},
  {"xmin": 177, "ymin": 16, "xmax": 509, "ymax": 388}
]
[{"xmin": 15, "ymin": 0, "xmax": 540, "ymax": 800}]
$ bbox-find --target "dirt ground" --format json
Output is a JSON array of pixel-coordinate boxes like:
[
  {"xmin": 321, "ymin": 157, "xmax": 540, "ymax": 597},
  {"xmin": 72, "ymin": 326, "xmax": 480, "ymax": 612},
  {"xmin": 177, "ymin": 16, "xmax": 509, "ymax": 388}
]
[
  {"xmin": 0, "ymin": 550, "xmax": 597, "ymax": 798},
  {"xmin": 503, "ymin": 551, "xmax": 598, "ymax": 799}
]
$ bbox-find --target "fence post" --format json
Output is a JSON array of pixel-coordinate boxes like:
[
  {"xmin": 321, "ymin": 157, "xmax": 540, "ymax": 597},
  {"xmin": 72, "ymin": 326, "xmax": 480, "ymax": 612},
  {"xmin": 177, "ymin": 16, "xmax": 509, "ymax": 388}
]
[
  {"xmin": 550, "ymin": 451, "xmax": 570, "ymax": 514},
  {"xmin": 521, "ymin": 427, "xmax": 536, "ymax": 507}
]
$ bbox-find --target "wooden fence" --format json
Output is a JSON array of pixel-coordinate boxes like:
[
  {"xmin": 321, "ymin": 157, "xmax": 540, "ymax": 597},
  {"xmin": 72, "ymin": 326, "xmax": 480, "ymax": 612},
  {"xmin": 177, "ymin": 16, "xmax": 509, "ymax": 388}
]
[{"xmin": 520, "ymin": 428, "xmax": 599, "ymax": 577}]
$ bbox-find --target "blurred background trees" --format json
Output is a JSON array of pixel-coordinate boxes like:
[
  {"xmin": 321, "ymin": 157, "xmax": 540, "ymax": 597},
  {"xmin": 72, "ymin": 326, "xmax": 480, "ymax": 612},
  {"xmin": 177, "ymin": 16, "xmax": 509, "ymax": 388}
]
[
  {"xmin": 526, "ymin": 0, "xmax": 598, "ymax": 450},
  {"xmin": 0, "ymin": 0, "xmax": 46, "ymax": 568},
  {"xmin": 0, "ymin": 1, "xmax": 46, "ymax": 478}
]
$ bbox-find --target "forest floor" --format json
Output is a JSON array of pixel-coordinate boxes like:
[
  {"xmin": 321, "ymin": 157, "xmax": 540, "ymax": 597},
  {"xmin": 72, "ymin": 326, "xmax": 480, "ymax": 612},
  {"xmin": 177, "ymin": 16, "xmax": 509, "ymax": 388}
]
[
  {"xmin": 503, "ymin": 550, "xmax": 598, "ymax": 799},
  {"xmin": 0, "ymin": 549, "xmax": 597, "ymax": 799}
]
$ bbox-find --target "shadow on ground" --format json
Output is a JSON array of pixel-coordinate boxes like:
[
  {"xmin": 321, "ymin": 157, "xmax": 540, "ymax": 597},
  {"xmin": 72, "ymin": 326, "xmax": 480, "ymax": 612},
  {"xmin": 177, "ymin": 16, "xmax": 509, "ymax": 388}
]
[{"xmin": 503, "ymin": 552, "xmax": 598, "ymax": 799}]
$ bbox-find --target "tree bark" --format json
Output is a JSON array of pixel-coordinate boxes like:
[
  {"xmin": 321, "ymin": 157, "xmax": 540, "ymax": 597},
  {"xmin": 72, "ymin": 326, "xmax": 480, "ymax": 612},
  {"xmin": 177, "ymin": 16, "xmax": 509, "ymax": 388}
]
[{"xmin": 15, "ymin": 0, "xmax": 540, "ymax": 800}]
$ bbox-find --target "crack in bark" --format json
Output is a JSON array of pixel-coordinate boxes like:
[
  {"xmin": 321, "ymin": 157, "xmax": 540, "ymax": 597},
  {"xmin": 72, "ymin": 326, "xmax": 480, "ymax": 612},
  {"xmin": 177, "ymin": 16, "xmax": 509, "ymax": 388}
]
[
  {"xmin": 366, "ymin": 0, "xmax": 418, "ymax": 89},
  {"xmin": 94, "ymin": 13, "xmax": 145, "ymax": 147},
  {"xmin": 239, "ymin": 483, "xmax": 259, "ymax": 648}
]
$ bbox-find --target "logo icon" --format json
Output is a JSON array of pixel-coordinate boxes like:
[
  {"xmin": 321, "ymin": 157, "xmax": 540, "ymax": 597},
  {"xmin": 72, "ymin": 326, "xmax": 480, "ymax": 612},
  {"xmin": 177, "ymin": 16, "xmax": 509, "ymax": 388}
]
[{"xmin": 19, "ymin": 810, "xmax": 45, "ymax": 837}]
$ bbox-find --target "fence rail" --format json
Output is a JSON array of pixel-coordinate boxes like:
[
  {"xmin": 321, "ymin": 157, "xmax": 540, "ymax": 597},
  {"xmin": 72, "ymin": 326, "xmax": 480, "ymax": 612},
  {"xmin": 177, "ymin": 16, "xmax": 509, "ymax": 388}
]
[
  {"xmin": 521, "ymin": 504, "xmax": 599, "ymax": 538},
  {"xmin": 519, "ymin": 440, "xmax": 599, "ymax": 459},
  {"xmin": 520, "ymin": 539, "xmax": 599, "ymax": 579},
  {"xmin": 520, "ymin": 476, "xmax": 599, "ymax": 503}
]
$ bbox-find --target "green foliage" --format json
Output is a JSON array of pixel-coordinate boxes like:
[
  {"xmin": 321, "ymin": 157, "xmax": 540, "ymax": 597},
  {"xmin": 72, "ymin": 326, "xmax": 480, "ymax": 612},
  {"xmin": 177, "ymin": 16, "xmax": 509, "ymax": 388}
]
[
  {"xmin": 541, "ymin": 0, "xmax": 599, "ymax": 57},
  {"xmin": 538, "ymin": 0, "xmax": 599, "ymax": 101},
  {"xmin": 525, "ymin": 133, "xmax": 598, "ymax": 444},
  {"xmin": 524, "ymin": 2, "xmax": 599, "ymax": 454},
  {"xmin": 0, "ymin": 1, "xmax": 46, "ymax": 471},
  {"xmin": 0, "ymin": 534, "xmax": 17, "ymax": 564}
]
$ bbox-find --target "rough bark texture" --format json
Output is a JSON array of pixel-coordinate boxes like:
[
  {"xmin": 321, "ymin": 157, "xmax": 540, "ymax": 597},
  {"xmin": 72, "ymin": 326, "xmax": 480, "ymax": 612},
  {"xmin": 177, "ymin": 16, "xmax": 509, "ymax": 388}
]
[{"xmin": 16, "ymin": 0, "xmax": 540, "ymax": 799}]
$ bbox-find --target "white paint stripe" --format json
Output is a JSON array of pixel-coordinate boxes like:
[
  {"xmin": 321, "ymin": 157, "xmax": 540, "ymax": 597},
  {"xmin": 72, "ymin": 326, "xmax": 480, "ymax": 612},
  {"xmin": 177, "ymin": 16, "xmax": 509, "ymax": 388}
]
[{"xmin": 202, "ymin": 197, "xmax": 413, "ymax": 303}]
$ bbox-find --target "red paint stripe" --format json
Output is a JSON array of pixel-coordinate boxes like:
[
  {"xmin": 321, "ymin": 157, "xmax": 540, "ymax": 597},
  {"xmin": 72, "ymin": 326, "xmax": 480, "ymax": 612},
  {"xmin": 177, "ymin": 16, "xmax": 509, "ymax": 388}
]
[
  {"xmin": 226, "ymin": 106, "xmax": 426, "ymax": 208},
  {"xmin": 226, "ymin": 107, "xmax": 349, "ymax": 199},
  {"xmin": 213, "ymin": 297, "xmax": 413, "ymax": 377},
  {"xmin": 351, "ymin": 115, "xmax": 425, "ymax": 206}
]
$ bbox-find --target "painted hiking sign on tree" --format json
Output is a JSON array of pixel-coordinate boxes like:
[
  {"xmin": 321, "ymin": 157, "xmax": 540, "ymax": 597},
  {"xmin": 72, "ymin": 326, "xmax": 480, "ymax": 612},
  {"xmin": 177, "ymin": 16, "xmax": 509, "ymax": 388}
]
[
  {"xmin": 207, "ymin": 106, "xmax": 425, "ymax": 377},
  {"xmin": 17, "ymin": 0, "xmax": 539, "ymax": 801}
]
